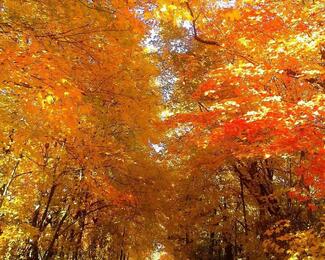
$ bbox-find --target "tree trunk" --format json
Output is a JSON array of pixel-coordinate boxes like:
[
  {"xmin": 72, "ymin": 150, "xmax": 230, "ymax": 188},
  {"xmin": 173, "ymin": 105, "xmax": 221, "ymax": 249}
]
[
  {"xmin": 224, "ymin": 243, "xmax": 233, "ymax": 260},
  {"xmin": 43, "ymin": 206, "xmax": 70, "ymax": 260},
  {"xmin": 235, "ymin": 161, "xmax": 280, "ymax": 217}
]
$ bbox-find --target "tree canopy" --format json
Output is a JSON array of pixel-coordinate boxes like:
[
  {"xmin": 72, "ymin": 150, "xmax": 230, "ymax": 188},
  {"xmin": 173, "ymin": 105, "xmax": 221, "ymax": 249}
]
[{"xmin": 0, "ymin": 0, "xmax": 324, "ymax": 259}]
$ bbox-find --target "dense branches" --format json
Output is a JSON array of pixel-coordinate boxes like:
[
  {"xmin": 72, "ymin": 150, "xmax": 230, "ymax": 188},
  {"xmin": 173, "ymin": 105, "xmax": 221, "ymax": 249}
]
[{"xmin": 0, "ymin": 0, "xmax": 324, "ymax": 259}]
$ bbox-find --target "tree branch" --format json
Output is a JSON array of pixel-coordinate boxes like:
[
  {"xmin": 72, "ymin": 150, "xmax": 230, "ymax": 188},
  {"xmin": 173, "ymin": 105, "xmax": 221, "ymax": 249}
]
[{"xmin": 185, "ymin": 2, "xmax": 221, "ymax": 46}]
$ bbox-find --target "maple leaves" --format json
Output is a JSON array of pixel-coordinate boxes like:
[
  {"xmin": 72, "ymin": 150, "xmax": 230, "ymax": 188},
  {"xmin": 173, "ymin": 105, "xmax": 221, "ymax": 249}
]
[
  {"xmin": 263, "ymin": 217, "xmax": 325, "ymax": 258},
  {"xmin": 0, "ymin": 0, "xmax": 324, "ymax": 259},
  {"xmin": 151, "ymin": 0, "xmax": 325, "ymax": 259},
  {"xmin": 0, "ymin": 0, "xmax": 163, "ymax": 258}
]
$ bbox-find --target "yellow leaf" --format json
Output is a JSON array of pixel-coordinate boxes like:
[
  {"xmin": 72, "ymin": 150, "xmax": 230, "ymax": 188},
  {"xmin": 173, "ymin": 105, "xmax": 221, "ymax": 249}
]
[
  {"xmin": 45, "ymin": 95, "xmax": 55, "ymax": 104},
  {"xmin": 143, "ymin": 11, "xmax": 153, "ymax": 20},
  {"xmin": 223, "ymin": 9, "xmax": 241, "ymax": 21},
  {"xmin": 238, "ymin": 37, "xmax": 250, "ymax": 47}
]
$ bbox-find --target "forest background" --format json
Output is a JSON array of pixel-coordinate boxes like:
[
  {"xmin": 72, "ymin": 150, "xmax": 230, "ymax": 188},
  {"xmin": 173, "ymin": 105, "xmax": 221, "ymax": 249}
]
[{"xmin": 0, "ymin": 0, "xmax": 324, "ymax": 259}]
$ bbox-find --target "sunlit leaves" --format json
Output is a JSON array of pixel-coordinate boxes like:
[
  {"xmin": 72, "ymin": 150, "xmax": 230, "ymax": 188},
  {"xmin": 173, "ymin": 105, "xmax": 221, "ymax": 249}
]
[
  {"xmin": 0, "ymin": 0, "xmax": 163, "ymax": 258},
  {"xmin": 154, "ymin": 0, "xmax": 324, "ymax": 258}
]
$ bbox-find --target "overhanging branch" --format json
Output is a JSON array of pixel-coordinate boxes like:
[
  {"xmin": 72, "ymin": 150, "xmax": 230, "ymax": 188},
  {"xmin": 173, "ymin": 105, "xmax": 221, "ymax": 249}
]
[{"xmin": 185, "ymin": 2, "xmax": 221, "ymax": 47}]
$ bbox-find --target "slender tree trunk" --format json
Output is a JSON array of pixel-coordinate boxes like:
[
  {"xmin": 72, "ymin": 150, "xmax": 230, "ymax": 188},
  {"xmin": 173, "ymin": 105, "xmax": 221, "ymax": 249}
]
[
  {"xmin": 27, "ymin": 204, "xmax": 41, "ymax": 260},
  {"xmin": 224, "ymin": 243, "xmax": 233, "ymax": 260},
  {"xmin": 27, "ymin": 241, "xmax": 39, "ymax": 260},
  {"xmin": 73, "ymin": 210, "xmax": 86, "ymax": 260},
  {"xmin": 43, "ymin": 206, "xmax": 70, "ymax": 260},
  {"xmin": 209, "ymin": 232, "xmax": 215, "ymax": 258},
  {"xmin": 0, "ymin": 160, "xmax": 20, "ymax": 207},
  {"xmin": 119, "ymin": 249, "xmax": 124, "ymax": 260},
  {"xmin": 39, "ymin": 183, "xmax": 57, "ymax": 231},
  {"xmin": 240, "ymin": 177, "xmax": 248, "ymax": 234}
]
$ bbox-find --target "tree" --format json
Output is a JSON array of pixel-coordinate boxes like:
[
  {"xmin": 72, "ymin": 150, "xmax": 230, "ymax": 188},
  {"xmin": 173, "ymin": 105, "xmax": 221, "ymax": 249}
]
[
  {"xmin": 0, "ymin": 0, "xmax": 324, "ymax": 259},
  {"xmin": 152, "ymin": 0, "xmax": 324, "ymax": 258},
  {"xmin": 0, "ymin": 0, "xmax": 163, "ymax": 258}
]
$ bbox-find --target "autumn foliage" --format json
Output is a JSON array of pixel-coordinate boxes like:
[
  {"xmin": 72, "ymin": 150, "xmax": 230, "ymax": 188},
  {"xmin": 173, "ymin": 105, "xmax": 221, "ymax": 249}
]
[{"xmin": 0, "ymin": 0, "xmax": 324, "ymax": 259}]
